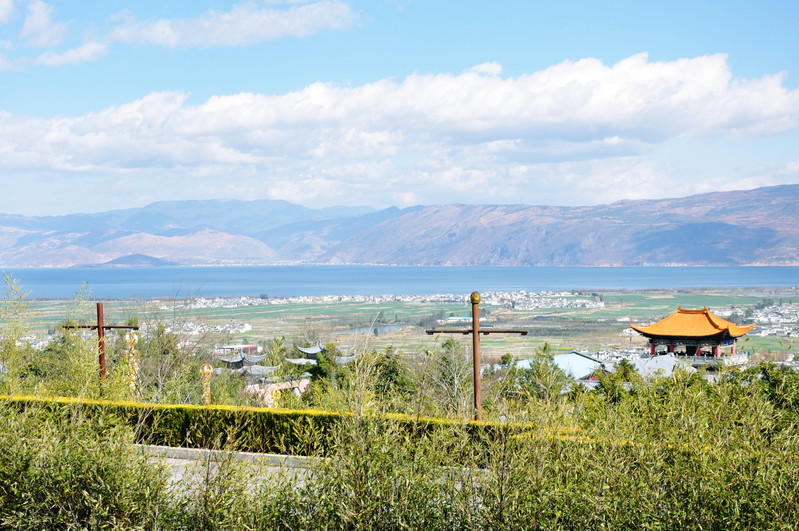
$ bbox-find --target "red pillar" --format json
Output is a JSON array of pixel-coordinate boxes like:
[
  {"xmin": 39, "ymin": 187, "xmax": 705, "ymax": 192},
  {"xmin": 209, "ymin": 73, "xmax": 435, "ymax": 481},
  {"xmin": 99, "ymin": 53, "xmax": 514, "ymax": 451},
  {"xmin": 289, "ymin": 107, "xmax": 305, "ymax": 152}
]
[
  {"xmin": 731, "ymin": 344, "xmax": 736, "ymax": 356},
  {"xmin": 650, "ymin": 344, "xmax": 656, "ymax": 356},
  {"xmin": 668, "ymin": 344, "xmax": 674, "ymax": 354},
  {"xmin": 712, "ymin": 345, "xmax": 721, "ymax": 358}
]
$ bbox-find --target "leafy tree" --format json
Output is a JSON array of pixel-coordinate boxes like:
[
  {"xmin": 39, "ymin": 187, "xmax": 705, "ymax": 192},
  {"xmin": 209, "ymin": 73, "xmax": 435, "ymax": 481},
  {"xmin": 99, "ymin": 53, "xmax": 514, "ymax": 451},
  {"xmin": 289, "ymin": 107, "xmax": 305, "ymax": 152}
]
[
  {"xmin": 418, "ymin": 337, "xmax": 473, "ymax": 418},
  {"xmin": 263, "ymin": 336, "xmax": 288, "ymax": 366},
  {"xmin": 373, "ymin": 346, "xmax": 413, "ymax": 398},
  {"xmin": 308, "ymin": 343, "xmax": 344, "ymax": 382},
  {"xmin": 596, "ymin": 358, "xmax": 641, "ymax": 403},
  {"xmin": 418, "ymin": 310, "xmax": 445, "ymax": 330},
  {"xmin": 128, "ymin": 297, "xmax": 214, "ymax": 405},
  {"xmin": 755, "ymin": 298, "xmax": 775, "ymax": 310},
  {"xmin": 0, "ymin": 274, "xmax": 33, "ymax": 394},
  {"xmin": 751, "ymin": 361, "xmax": 799, "ymax": 411},
  {"xmin": 515, "ymin": 343, "xmax": 571, "ymax": 401}
]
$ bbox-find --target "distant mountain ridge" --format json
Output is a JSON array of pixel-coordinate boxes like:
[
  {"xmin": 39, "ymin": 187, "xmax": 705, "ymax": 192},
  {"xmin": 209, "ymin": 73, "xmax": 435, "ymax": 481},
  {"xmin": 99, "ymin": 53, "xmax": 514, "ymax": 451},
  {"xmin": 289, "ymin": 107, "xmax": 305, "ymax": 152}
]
[{"xmin": 0, "ymin": 185, "xmax": 797, "ymax": 267}]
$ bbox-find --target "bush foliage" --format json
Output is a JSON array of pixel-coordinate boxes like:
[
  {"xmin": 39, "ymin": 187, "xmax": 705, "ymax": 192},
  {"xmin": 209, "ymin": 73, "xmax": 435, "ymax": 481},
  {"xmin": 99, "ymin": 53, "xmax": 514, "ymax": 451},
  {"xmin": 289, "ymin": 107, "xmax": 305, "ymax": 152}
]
[{"xmin": 2, "ymin": 363, "xmax": 799, "ymax": 529}]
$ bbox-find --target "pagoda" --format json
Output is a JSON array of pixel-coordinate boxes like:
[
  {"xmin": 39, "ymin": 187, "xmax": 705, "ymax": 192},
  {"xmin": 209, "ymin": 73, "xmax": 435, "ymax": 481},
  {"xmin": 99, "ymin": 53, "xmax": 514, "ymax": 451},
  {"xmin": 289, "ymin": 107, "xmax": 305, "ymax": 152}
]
[{"xmin": 631, "ymin": 306, "xmax": 755, "ymax": 361}]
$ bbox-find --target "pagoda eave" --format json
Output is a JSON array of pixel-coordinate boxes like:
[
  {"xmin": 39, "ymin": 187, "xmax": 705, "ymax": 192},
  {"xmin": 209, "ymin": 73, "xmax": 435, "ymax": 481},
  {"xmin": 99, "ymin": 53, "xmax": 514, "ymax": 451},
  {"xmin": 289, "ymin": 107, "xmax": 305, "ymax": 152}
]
[{"xmin": 631, "ymin": 306, "xmax": 755, "ymax": 344}]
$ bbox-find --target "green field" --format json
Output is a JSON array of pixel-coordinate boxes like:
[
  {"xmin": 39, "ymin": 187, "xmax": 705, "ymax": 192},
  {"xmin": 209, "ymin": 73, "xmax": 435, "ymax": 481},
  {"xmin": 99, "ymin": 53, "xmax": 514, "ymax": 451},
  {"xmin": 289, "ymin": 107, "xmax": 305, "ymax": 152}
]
[{"xmin": 17, "ymin": 287, "xmax": 798, "ymax": 359}]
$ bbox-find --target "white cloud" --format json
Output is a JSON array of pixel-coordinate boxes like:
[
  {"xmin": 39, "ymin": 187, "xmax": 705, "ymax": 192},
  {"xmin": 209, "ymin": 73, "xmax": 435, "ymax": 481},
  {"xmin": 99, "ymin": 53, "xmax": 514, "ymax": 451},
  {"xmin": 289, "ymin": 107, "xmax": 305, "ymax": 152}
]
[
  {"xmin": 33, "ymin": 41, "xmax": 107, "ymax": 66},
  {"xmin": 20, "ymin": 0, "xmax": 67, "ymax": 47},
  {"xmin": 0, "ymin": 1, "xmax": 358, "ymax": 70},
  {"xmin": 0, "ymin": 0, "xmax": 14, "ymax": 25},
  {"xmin": 109, "ymin": 0, "xmax": 358, "ymax": 47},
  {"xmin": 0, "ymin": 52, "xmax": 16, "ymax": 70},
  {"xmin": 467, "ymin": 62, "xmax": 502, "ymax": 77},
  {"xmin": 1, "ymin": 54, "xmax": 798, "ymax": 207}
]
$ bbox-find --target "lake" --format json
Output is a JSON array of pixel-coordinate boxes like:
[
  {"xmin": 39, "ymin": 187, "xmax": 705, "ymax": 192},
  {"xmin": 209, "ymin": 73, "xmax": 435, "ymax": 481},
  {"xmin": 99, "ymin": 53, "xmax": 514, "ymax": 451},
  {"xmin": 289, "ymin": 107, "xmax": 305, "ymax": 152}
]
[{"xmin": 1, "ymin": 265, "xmax": 797, "ymax": 299}]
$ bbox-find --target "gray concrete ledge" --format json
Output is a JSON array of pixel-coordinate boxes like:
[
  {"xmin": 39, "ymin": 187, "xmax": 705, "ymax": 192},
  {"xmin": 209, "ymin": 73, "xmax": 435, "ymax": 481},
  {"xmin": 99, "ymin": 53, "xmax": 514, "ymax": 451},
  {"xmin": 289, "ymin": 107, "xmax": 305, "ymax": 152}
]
[{"xmin": 137, "ymin": 444, "xmax": 316, "ymax": 469}]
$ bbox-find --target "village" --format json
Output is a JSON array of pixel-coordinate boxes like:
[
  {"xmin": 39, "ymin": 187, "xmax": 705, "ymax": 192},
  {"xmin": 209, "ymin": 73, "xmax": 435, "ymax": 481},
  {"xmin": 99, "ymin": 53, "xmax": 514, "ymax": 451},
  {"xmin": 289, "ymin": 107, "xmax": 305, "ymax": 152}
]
[
  {"xmin": 11, "ymin": 291, "xmax": 799, "ymax": 363},
  {"xmin": 180, "ymin": 290, "xmax": 606, "ymax": 309},
  {"xmin": 750, "ymin": 302, "xmax": 799, "ymax": 337}
]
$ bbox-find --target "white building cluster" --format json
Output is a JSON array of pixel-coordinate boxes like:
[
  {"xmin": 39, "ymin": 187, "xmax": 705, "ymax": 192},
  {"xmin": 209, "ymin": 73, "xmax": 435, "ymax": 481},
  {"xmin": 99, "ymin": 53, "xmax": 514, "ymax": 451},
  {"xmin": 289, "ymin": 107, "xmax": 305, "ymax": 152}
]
[
  {"xmin": 589, "ymin": 347, "xmax": 648, "ymax": 363},
  {"xmin": 180, "ymin": 296, "xmax": 265, "ymax": 310},
  {"xmin": 139, "ymin": 320, "xmax": 252, "ymax": 336},
  {"xmin": 751, "ymin": 304, "xmax": 799, "ymax": 338},
  {"xmin": 183, "ymin": 290, "xmax": 604, "ymax": 310},
  {"xmin": 479, "ymin": 290, "xmax": 604, "ymax": 310}
]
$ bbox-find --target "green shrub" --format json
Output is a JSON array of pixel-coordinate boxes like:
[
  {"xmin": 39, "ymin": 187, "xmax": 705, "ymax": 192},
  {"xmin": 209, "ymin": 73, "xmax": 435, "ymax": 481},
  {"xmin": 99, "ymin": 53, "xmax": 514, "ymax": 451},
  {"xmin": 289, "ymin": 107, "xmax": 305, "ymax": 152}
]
[
  {"xmin": 4, "ymin": 364, "xmax": 799, "ymax": 530},
  {"xmin": 0, "ymin": 402, "xmax": 170, "ymax": 529},
  {"xmin": 2, "ymin": 395, "xmax": 535, "ymax": 459}
]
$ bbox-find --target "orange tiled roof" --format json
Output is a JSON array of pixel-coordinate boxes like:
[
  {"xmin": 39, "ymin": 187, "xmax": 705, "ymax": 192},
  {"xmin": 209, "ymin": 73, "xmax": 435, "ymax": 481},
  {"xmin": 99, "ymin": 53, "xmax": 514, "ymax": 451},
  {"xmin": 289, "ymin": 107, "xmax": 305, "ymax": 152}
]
[{"xmin": 630, "ymin": 306, "xmax": 755, "ymax": 338}]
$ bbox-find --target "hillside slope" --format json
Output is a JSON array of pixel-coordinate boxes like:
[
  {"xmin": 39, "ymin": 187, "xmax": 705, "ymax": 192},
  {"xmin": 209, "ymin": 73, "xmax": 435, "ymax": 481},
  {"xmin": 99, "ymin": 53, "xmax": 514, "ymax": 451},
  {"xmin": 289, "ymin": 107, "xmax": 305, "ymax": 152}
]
[
  {"xmin": 319, "ymin": 185, "xmax": 799, "ymax": 266},
  {"xmin": 0, "ymin": 185, "xmax": 796, "ymax": 266}
]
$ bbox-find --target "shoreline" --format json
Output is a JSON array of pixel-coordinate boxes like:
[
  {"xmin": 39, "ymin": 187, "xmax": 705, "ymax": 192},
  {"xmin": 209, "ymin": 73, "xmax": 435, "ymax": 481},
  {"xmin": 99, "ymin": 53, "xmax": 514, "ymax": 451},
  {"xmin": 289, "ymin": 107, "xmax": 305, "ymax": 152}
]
[
  {"xmin": 3, "ymin": 265, "xmax": 798, "ymax": 300},
  {"xmin": 25, "ymin": 285, "xmax": 799, "ymax": 304}
]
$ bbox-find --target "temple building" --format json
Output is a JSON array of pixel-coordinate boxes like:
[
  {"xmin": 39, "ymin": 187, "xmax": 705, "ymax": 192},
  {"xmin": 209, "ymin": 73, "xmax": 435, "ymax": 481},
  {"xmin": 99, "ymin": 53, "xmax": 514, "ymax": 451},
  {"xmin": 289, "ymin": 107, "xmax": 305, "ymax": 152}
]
[{"xmin": 631, "ymin": 306, "xmax": 755, "ymax": 365}]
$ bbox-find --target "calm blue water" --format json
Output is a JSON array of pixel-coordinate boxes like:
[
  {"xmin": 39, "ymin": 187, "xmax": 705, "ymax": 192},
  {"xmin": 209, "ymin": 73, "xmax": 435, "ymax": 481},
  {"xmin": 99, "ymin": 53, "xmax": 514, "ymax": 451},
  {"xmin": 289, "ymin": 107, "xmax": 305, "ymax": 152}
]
[{"xmin": 2, "ymin": 266, "xmax": 797, "ymax": 299}]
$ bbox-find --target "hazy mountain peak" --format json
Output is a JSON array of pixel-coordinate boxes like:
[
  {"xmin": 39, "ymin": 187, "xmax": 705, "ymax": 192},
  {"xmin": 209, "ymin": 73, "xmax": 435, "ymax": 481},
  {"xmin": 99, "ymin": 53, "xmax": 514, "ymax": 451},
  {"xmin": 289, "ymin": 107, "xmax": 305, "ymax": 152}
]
[{"xmin": 0, "ymin": 186, "xmax": 796, "ymax": 267}]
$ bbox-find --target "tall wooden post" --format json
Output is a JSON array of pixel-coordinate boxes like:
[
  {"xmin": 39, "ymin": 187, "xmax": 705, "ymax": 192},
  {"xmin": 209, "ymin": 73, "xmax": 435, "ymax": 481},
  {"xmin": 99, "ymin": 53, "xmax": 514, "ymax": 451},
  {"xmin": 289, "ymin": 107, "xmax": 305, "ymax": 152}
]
[
  {"xmin": 470, "ymin": 292, "xmax": 482, "ymax": 420},
  {"xmin": 63, "ymin": 303, "xmax": 138, "ymax": 384},
  {"xmin": 426, "ymin": 291, "xmax": 527, "ymax": 422}
]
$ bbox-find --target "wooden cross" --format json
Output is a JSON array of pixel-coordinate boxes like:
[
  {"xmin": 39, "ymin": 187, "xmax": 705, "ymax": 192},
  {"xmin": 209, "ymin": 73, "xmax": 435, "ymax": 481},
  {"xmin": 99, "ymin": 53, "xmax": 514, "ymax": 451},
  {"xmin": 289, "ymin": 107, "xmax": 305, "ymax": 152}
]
[
  {"xmin": 63, "ymin": 302, "xmax": 139, "ymax": 381},
  {"xmin": 426, "ymin": 291, "xmax": 527, "ymax": 421}
]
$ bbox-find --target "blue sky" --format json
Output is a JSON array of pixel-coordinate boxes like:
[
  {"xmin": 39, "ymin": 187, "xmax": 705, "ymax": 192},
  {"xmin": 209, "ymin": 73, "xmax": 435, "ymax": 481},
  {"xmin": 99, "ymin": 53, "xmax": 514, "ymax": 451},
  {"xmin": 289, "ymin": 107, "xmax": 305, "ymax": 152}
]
[{"xmin": 1, "ymin": 0, "xmax": 798, "ymax": 216}]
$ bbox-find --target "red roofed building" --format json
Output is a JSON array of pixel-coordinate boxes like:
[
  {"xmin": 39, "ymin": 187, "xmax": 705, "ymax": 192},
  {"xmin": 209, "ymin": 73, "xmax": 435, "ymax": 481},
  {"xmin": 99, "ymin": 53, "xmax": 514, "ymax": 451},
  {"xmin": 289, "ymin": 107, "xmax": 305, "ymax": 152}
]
[{"xmin": 631, "ymin": 306, "xmax": 755, "ymax": 360}]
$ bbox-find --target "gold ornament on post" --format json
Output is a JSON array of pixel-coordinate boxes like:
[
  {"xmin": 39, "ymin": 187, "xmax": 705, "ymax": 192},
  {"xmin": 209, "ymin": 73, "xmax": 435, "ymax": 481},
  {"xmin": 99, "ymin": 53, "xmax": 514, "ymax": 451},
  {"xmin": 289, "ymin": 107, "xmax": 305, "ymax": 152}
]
[
  {"xmin": 200, "ymin": 363, "xmax": 214, "ymax": 405},
  {"xmin": 124, "ymin": 332, "xmax": 141, "ymax": 399}
]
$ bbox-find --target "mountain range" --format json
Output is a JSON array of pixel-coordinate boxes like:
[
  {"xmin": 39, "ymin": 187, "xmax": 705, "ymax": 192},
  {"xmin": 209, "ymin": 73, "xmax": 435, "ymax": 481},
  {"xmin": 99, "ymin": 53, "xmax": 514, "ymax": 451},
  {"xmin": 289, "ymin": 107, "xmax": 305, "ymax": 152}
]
[{"xmin": 1, "ymin": 185, "xmax": 797, "ymax": 267}]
